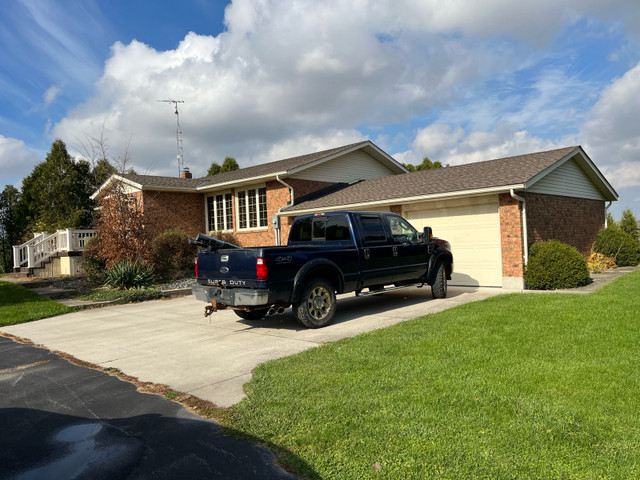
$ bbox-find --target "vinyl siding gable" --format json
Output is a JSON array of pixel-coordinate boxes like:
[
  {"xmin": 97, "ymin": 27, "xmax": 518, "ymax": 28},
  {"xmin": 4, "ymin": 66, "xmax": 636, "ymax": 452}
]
[
  {"xmin": 289, "ymin": 150, "xmax": 398, "ymax": 183},
  {"xmin": 527, "ymin": 158, "xmax": 606, "ymax": 200}
]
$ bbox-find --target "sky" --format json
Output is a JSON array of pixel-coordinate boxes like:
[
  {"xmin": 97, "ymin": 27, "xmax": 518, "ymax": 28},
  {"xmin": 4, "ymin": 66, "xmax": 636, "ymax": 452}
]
[{"xmin": 1, "ymin": 0, "xmax": 639, "ymax": 220}]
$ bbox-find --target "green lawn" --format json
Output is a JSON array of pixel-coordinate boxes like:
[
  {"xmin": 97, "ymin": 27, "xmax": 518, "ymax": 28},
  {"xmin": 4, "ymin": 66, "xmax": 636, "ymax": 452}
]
[
  {"xmin": 222, "ymin": 270, "xmax": 640, "ymax": 479},
  {"xmin": 0, "ymin": 281, "xmax": 72, "ymax": 326}
]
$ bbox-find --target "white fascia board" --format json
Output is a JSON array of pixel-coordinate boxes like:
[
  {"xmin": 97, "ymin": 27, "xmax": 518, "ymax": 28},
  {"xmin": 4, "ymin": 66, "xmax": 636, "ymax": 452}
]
[
  {"xmin": 90, "ymin": 175, "xmax": 143, "ymax": 200},
  {"xmin": 279, "ymin": 184, "xmax": 524, "ymax": 216},
  {"xmin": 196, "ymin": 172, "xmax": 288, "ymax": 192},
  {"xmin": 525, "ymin": 147, "xmax": 618, "ymax": 201}
]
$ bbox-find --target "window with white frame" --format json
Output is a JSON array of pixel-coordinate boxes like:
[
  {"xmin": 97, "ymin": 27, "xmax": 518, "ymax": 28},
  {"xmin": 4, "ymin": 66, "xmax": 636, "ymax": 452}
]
[
  {"xmin": 237, "ymin": 187, "xmax": 267, "ymax": 229},
  {"xmin": 206, "ymin": 193, "xmax": 233, "ymax": 231}
]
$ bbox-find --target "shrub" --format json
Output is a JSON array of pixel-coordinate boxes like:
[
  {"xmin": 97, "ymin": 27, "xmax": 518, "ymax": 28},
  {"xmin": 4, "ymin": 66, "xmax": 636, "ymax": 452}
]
[
  {"xmin": 151, "ymin": 228, "xmax": 198, "ymax": 279},
  {"xmin": 81, "ymin": 236, "xmax": 107, "ymax": 284},
  {"xmin": 593, "ymin": 227, "xmax": 640, "ymax": 267},
  {"xmin": 208, "ymin": 230, "xmax": 242, "ymax": 247},
  {"xmin": 105, "ymin": 260, "xmax": 156, "ymax": 290},
  {"xmin": 587, "ymin": 252, "xmax": 617, "ymax": 273},
  {"xmin": 524, "ymin": 239, "xmax": 590, "ymax": 290}
]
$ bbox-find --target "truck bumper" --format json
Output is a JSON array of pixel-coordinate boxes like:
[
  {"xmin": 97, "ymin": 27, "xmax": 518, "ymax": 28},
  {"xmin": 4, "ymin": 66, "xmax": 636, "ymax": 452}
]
[{"xmin": 191, "ymin": 284, "xmax": 269, "ymax": 307}]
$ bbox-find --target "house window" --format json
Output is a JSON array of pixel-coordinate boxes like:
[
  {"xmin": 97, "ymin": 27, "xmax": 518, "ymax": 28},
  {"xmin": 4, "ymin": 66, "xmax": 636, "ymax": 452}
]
[
  {"xmin": 206, "ymin": 193, "xmax": 233, "ymax": 231},
  {"xmin": 237, "ymin": 187, "xmax": 268, "ymax": 229}
]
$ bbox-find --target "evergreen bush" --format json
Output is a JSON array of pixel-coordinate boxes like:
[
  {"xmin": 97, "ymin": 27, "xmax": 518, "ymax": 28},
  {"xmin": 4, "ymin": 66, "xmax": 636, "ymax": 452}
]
[
  {"xmin": 105, "ymin": 260, "xmax": 156, "ymax": 290},
  {"xmin": 593, "ymin": 227, "xmax": 640, "ymax": 267},
  {"xmin": 151, "ymin": 228, "xmax": 198, "ymax": 279},
  {"xmin": 524, "ymin": 239, "xmax": 590, "ymax": 290}
]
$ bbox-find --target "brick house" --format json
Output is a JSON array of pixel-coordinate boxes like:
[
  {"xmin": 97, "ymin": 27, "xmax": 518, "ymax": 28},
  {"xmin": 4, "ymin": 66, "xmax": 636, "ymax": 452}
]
[{"xmin": 92, "ymin": 142, "xmax": 618, "ymax": 289}]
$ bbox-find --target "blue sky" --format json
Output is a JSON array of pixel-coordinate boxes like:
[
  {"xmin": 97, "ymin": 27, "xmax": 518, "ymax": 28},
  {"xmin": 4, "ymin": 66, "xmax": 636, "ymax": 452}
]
[{"xmin": 1, "ymin": 0, "xmax": 639, "ymax": 219}]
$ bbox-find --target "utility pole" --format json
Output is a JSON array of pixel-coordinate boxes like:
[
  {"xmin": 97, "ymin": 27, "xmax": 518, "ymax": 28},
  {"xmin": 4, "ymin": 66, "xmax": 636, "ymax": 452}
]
[{"xmin": 158, "ymin": 99, "xmax": 185, "ymax": 176}]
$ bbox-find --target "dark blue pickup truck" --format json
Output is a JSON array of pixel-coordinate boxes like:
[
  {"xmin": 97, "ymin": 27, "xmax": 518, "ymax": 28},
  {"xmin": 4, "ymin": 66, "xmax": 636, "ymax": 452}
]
[{"xmin": 191, "ymin": 211, "xmax": 453, "ymax": 328}]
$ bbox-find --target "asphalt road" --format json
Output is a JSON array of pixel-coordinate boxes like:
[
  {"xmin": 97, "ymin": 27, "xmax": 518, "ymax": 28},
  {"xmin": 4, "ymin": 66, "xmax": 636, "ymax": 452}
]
[{"xmin": 0, "ymin": 336, "xmax": 297, "ymax": 480}]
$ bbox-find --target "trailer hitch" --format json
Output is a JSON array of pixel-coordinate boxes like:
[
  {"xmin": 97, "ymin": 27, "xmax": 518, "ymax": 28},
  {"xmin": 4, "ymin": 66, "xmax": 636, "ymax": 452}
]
[{"xmin": 204, "ymin": 300, "xmax": 218, "ymax": 317}]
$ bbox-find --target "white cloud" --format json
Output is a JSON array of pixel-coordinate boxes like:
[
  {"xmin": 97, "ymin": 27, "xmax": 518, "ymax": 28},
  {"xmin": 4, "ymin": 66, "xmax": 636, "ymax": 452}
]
[
  {"xmin": 580, "ymin": 61, "xmax": 640, "ymax": 188},
  {"xmin": 0, "ymin": 135, "xmax": 40, "ymax": 183},
  {"xmin": 43, "ymin": 85, "xmax": 61, "ymax": 106},
  {"xmin": 396, "ymin": 123, "xmax": 562, "ymax": 166},
  {"xmin": 51, "ymin": 0, "xmax": 531, "ymax": 177}
]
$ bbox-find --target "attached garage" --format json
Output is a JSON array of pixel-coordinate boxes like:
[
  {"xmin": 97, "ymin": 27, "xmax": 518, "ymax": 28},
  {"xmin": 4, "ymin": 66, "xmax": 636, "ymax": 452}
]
[
  {"xmin": 404, "ymin": 196, "xmax": 502, "ymax": 287},
  {"xmin": 282, "ymin": 145, "xmax": 619, "ymax": 290}
]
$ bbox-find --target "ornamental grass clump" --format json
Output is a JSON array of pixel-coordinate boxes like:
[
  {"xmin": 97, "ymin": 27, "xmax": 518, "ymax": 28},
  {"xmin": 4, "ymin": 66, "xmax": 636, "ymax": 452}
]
[
  {"xmin": 524, "ymin": 239, "xmax": 590, "ymax": 290},
  {"xmin": 105, "ymin": 260, "xmax": 156, "ymax": 290}
]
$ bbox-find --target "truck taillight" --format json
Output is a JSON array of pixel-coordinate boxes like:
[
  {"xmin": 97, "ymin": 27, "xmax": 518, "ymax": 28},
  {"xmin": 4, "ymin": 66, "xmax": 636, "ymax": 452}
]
[
  {"xmin": 256, "ymin": 257, "xmax": 268, "ymax": 280},
  {"xmin": 195, "ymin": 257, "xmax": 198, "ymax": 277}
]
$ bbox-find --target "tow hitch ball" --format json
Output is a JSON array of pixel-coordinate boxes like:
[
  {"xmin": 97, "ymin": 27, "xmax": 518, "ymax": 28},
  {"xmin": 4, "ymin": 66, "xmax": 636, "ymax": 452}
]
[{"xmin": 204, "ymin": 300, "xmax": 218, "ymax": 317}]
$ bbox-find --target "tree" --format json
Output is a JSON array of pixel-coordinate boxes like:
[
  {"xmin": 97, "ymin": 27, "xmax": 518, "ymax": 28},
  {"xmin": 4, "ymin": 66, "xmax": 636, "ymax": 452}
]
[
  {"xmin": 221, "ymin": 156, "xmax": 240, "ymax": 173},
  {"xmin": 620, "ymin": 208, "xmax": 639, "ymax": 240},
  {"xmin": 208, "ymin": 157, "xmax": 239, "ymax": 176},
  {"xmin": 0, "ymin": 185, "xmax": 25, "ymax": 272},
  {"xmin": 606, "ymin": 211, "xmax": 617, "ymax": 229},
  {"xmin": 207, "ymin": 162, "xmax": 221, "ymax": 176},
  {"xmin": 92, "ymin": 158, "xmax": 118, "ymax": 189},
  {"xmin": 19, "ymin": 139, "xmax": 95, "ymax": 233},
  {"xmin": 95, "ymin": 181, "xmax": 152, "ymax": 269},
  {"xmin": 403, "ymin": 156, "xmax": 446, "ymax": 172}
]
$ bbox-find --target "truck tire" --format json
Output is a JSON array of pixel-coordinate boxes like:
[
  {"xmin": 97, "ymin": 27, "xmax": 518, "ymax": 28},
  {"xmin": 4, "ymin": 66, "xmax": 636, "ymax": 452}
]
[
  {"xmin": 431, "ymin": 262, "xmax": 448, "ymax": 299},
  {"xmin": 234, "ymin": 308, "xmax": 269, "ymax": 320},
  {"xmin": 293, "ymin": 278, "xmax": 336, "ymax": 328}
]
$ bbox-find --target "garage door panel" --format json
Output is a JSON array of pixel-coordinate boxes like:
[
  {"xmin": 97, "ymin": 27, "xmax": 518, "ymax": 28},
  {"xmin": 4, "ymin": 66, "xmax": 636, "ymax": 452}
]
[{"xmin": 404, "ymin": 196, "xmax": 502, "ymax": 287}]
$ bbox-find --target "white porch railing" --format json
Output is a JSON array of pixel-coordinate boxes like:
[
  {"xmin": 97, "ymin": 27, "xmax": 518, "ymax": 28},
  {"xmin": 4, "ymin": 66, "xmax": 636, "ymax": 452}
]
[{"xmin": 13, "ymin": 229, "xmax": 96, "ymax": 270}]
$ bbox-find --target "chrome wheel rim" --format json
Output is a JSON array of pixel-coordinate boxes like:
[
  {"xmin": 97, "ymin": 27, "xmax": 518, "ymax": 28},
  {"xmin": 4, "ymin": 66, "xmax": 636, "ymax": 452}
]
[{"xmin": 307, "ymin": 286, "xmax": 331, "ymax": 320}]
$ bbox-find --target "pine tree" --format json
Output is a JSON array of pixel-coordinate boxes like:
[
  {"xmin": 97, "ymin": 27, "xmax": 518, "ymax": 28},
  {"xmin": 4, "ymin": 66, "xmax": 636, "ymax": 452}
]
[{"xmin": 619, "ymin": 208, "xmax": 639, "ymax": 240}]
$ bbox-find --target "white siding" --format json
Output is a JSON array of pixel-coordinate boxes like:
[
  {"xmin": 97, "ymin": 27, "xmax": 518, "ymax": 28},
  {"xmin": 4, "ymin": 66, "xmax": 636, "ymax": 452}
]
[
  {"xmin": 528, "ymin": 158, "xmax": 606, "ymax": 200},
  {"xmin": 290, "ymin": 150, "xmax": 397, "ymax": 183}
]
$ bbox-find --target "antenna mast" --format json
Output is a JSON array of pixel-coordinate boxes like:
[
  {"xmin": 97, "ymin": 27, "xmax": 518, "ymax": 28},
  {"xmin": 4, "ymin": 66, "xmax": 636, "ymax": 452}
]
[{"xmin": 158, "ymin": 99, "xmax": 185, "ymax": 176}]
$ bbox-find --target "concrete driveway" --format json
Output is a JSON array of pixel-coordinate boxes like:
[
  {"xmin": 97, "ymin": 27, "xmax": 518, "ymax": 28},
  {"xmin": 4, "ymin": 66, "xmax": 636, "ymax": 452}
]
[{"xmin": 2, "ymin": 286, "xmax": 502, "ymax": 407}]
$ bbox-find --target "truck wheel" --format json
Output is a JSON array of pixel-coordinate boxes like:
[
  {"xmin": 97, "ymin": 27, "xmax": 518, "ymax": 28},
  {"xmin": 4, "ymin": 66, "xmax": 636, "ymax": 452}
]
[
  {"xmin": 234, "ymin": 308, "xmax": 269, "ymax": 320},
  {"xmin": 293, "ymin": 279, "xmax": 336, "ymax": 328},
  {"xmin": 431, "ymin": 262, "xmax": 448, "ymax": 299}
]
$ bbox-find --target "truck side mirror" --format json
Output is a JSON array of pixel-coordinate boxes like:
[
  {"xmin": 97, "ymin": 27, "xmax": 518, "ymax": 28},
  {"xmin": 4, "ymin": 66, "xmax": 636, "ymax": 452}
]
[{"xmin": 423, "ymin": 226, "xmax": 433, "ymax": 242}]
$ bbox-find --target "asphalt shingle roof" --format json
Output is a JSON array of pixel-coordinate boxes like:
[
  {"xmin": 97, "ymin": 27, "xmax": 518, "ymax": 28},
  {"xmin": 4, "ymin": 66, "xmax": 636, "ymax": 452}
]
[
  {"xmin": 118, "ymin": 142, "xmax": 369, "ymax": 191},
  {"xmin": 284, "ymin": 146, "xmax": 579, "ymax": 212}
]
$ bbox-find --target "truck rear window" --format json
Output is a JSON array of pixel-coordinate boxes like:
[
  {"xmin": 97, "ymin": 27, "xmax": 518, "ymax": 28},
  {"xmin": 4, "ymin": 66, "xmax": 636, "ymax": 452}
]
[{"xmin": 290, "ymin": 216, "xmax": 351, "ymax": 242}]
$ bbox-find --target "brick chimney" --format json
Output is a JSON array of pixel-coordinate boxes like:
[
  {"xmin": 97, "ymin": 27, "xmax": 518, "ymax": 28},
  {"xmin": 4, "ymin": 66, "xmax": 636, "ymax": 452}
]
[{"xmin": 180, "ymin": 167, "xmax": 192, "ymax": 179}]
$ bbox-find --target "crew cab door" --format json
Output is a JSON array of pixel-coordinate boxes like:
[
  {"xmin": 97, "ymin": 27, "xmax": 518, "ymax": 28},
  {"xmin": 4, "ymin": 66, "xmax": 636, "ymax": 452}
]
[
  {"xmin": 355, "ymin": 214, "xmax": 395, "ymax": 287},
  {"xmin": 385, "ymin": 214, "xmax": 427, "ymax": 282}
]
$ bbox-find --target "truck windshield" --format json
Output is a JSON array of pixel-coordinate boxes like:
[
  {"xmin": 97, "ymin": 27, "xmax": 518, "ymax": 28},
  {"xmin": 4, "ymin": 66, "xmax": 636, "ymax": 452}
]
[{"xmin": 290, "ymin": 216, "xmax": 351, "ymax": 242}]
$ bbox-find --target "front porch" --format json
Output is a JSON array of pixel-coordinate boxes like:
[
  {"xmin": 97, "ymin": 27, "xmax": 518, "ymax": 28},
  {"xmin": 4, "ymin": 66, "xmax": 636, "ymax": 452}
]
[{"xmin": 13, "ymin": 229, "xmax": 96, "ymax": 277}]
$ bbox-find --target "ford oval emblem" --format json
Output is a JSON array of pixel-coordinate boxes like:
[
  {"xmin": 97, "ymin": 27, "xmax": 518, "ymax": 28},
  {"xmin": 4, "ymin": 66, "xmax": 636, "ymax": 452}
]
[{"xmin": 220, "ymin": 267, "xmax": 229, "ymax": 273}]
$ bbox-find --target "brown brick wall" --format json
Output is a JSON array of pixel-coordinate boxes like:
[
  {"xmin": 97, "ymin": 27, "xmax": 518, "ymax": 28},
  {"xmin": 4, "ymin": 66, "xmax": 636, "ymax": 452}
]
[
  {"xmin": 499, "ymin": 193, "xmax": 525, "ymax": 278},
  {"xmin": 524, "ymin": 193, "xmax": 605, "ymax": 256},
  {"xmin": 140, "ymin": 191, "xmax": 205, "ymax": 238}
]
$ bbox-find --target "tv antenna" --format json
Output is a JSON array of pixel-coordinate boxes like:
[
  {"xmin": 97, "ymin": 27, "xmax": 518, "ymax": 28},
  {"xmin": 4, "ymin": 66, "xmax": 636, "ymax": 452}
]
[{"xmin": 158, "ymin": 99, "xmax": 185, "ymax": 176}]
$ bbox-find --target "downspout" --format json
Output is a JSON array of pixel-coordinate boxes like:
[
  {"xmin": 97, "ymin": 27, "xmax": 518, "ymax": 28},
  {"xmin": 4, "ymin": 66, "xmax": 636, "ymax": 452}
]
[
  {"xmin": 604, "ymin": 201, "xmax": 612, "ymax": 228},
  {"xmin": 275, "ymin": 175, "xmax": 294, "ymax": 246},
  {"xmin": 510, "ymin": 189, "xmax": 528, "ymax": 267}
]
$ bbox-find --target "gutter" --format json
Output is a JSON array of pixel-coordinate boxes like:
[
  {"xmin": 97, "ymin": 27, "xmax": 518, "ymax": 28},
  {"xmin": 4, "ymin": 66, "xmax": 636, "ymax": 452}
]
[
  {"xmin": 604, "ymin": 201, "xmax": 612, "ymax": 228},
  {"xmin": 510, "ymin": 189, "xmax": 528, "ymax": 266},
  {"xmin": 274, "ymin": 175, "xmax": 295, "ymax": 246}
]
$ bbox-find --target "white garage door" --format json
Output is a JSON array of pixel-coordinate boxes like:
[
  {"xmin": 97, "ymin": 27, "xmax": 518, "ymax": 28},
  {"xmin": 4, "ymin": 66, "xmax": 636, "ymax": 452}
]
[{"xmin": 404, "ymin": 195, "xmax": 502, "ymax": 287}]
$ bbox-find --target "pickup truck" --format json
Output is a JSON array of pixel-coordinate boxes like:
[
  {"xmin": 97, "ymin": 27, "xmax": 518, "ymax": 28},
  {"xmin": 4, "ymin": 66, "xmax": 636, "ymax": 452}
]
[{"xmin": 191, "ymin": 211, "xmax": 453, "ymax": 328}]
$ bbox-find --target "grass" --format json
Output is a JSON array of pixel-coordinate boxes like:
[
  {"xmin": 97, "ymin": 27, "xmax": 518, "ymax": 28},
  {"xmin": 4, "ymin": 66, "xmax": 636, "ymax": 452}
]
[
  {"xmin": 220, "ymin": 270, "xmax": 640, "ymax": 479},
  {"xmin": 0, "ymin": 281, "xmax": 72, "ymax": 326}
]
